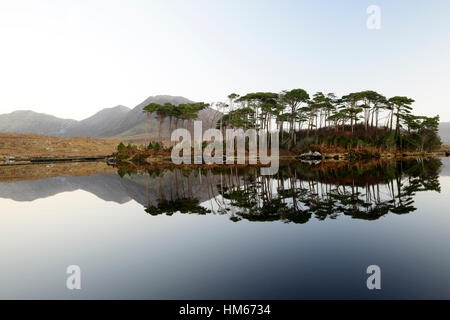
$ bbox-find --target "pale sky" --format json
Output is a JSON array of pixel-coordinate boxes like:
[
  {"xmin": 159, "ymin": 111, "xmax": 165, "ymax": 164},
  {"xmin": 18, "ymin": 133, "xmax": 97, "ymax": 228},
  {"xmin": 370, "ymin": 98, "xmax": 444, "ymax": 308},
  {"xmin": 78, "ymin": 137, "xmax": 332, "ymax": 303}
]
[{"xmin": 0, "ymin": 0, "xmax": 449, "ymax": 121}]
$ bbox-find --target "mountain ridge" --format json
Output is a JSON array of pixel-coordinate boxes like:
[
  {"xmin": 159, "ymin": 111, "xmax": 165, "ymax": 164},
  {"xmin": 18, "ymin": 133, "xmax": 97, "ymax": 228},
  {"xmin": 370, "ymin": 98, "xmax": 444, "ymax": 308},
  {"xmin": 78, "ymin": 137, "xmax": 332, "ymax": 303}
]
[
  {"xmin": 0, "ymin": 110, "xmax": 78, "ymax": 137},
  {"xmin": 0, "ymin": 95, "xmax": 220, "ymax": 139}
]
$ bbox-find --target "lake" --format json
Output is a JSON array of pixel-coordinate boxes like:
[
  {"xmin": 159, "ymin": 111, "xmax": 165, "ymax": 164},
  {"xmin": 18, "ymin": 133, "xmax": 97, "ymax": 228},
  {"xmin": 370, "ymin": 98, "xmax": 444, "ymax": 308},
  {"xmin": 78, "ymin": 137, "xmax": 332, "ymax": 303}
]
[{"xmin": 1, "ymin": 158, "xmax": 450, "ymax": 299}]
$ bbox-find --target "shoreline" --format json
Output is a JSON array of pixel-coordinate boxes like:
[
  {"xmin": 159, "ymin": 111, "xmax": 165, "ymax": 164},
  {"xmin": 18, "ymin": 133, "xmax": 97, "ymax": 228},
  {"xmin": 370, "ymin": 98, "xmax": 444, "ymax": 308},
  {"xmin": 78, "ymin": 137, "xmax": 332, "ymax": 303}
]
[
  {"xmin": 317, "ymin": 150, "xmax": 449, "ymax": 161},
  {"xmin": 0, "ymin": 153, "xmax": 446, "ymax": 183},
  {"xmin": 1, "ymin": 151, "xmax": 448, "ymax": 167}
]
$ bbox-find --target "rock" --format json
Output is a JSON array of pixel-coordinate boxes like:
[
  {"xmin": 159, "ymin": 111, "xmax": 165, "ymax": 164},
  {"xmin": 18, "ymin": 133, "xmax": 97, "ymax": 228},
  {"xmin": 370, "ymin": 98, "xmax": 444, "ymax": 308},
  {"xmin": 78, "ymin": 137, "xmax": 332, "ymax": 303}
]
[
  {"xmin": 300, "ymin": 159, "xmax": 322, "ymax": 166},
  {"xmin": 106, "ymin": 157, "xmax": 120, "ymax": 165},
  {"xmin": 298, "ymin": 150, "xmax": 322, "ymax": 160},
  {"xmin": 4, "ymin": 155, "xmax": 16, "ymax": 164}
]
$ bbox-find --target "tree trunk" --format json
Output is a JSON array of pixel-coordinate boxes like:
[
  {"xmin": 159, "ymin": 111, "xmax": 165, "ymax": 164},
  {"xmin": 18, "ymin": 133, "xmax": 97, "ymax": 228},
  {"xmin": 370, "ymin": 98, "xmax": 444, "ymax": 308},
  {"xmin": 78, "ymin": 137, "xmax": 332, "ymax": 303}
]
[
  {"xmin": 376, "ymin": 108, "xmax": 379, "ymax": 128},
  {"xmin": 146, "ymin": 112, "xmax": 150, "ymax": 144},
  {"xmin": 158, "ymin": 114, "xmax": 161, "ymax": 142}
]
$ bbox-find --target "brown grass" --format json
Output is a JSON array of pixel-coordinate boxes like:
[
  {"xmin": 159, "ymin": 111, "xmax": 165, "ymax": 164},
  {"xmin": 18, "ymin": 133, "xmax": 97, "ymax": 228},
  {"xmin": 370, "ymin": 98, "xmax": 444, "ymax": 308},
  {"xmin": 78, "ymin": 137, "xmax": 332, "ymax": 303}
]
[
  {"xmin": 0, "ymin": 133, "xmax": 119, "ymax": 158},
  {"xmin": 0, "ymin": 161, "xmax": 115, "ymax": 182}
]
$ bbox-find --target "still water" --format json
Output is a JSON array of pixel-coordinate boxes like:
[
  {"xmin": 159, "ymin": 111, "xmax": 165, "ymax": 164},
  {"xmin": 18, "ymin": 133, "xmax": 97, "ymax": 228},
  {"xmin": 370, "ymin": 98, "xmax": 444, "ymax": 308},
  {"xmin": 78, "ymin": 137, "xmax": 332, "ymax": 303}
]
[{"xmin": 0, "ymin": 158, "xmax": 450, "ymax": 299}]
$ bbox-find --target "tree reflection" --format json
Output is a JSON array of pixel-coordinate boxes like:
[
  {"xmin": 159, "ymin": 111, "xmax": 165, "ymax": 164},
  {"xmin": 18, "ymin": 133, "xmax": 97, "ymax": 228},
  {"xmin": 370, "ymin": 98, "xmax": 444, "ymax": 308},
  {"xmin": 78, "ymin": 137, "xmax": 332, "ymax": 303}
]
[
  {"xmin": 117, "ymin": 158, "xmax": 442, "ymax": 224},
  {"xmin": 145, "ymin": 198, "xmax": 211, "ymax": 216}
]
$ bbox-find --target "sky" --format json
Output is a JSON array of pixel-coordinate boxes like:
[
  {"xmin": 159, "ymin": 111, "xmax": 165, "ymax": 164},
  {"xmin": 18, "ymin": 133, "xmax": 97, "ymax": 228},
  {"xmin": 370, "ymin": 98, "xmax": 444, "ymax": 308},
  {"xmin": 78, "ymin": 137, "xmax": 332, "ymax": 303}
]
[{"xmin": 0, "ymin": 0, "xmax": 449, "ymax": 121}]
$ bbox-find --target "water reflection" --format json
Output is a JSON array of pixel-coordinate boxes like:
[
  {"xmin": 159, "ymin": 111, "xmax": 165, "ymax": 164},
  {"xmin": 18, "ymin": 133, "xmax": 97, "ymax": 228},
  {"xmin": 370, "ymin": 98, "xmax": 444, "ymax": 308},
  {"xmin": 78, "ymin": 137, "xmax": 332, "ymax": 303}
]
[
  {"xmin": 0, "ymin": 158, "xmax": 447, "ymax": 299},
  {"xmin": 116, "ymin": 158, "xmax": 442, "ymax": 223}
]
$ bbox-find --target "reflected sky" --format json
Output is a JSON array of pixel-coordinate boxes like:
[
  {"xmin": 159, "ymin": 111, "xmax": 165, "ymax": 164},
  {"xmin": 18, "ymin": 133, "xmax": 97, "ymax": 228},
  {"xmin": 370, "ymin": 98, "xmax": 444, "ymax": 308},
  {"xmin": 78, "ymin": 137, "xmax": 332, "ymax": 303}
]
[{"xmin": 0, "ymin": 159, "xmax": 450, "ymax": 299}]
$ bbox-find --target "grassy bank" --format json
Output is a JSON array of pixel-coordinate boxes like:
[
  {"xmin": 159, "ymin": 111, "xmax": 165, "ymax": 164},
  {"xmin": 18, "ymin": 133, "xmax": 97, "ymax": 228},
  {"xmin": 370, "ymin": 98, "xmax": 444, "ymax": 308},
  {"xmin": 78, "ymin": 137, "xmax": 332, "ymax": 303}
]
[{"xmin": 0, "ymin": 133, "xmax": 119, "ymax": 161}]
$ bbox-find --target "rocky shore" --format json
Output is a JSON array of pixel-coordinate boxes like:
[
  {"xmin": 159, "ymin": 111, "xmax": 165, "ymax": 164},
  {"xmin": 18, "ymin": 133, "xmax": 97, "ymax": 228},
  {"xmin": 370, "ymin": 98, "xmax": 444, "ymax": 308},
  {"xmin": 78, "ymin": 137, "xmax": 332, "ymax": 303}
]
[{"xmin": 298, "ymin": 150, "xmax": 449, "ymax": 161}]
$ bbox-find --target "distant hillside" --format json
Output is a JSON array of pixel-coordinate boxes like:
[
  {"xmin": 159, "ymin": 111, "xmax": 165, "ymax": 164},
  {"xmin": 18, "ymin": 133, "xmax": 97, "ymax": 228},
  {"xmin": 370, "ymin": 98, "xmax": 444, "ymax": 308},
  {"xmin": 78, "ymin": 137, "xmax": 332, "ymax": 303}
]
[
  {"xmin": 0, "ymin": 110, "xmax": 78, "ymax": 136},
  {"xmin": 439, "ymin": 123, "xmax": 450, "ymax": 144},
  {"xmin": 63, "ymin": 105, "xmax": 131, "ymax": 138},
  {"xmin": 110, "ymin": 95, "xmax": 194, "ymax": 138},
  {"xmin": 0, "ymin": 95, "xmax": 221, "ymax": 140}
]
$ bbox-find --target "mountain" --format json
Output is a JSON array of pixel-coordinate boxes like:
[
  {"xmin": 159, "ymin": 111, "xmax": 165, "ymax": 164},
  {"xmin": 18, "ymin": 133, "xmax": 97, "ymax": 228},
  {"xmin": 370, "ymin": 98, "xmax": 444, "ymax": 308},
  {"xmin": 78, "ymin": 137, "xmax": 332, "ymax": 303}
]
[
  {"xmin": 0, "ymin": 110, "xmax": 78, "ymax": 136},
  {"xmin": 110, "ymin": 95, "xmax": 194, "ymax": 138},
  {"xmin": 439, "ymin": 123, "xmax": 450, "ymax": 144},
  {"xmin": 114, "ymin": 95, "xmax": 222, "ymax": 141},
  {"xmin": 0, "ymin": 95, "xmax": 221, "ymax": 140},
  {"xmin": 63, "ymin": 105, "xmax": 131, "ymax": 138}
]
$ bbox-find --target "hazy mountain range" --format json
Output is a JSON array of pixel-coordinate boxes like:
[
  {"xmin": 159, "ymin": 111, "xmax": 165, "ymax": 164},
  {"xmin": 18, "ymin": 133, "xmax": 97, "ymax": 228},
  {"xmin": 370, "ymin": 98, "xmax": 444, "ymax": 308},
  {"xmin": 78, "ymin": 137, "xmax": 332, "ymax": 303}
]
[{"xmin": 0, "ymin": 95, "xmax": 221, "ymax": 140}]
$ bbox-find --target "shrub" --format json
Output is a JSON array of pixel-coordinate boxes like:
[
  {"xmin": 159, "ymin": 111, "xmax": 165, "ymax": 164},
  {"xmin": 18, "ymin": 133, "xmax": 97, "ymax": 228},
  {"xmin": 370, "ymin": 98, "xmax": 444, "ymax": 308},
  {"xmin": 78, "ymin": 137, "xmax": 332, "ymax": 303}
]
[{"xmin": 117, "ymin": 142, "xmax": 127, "ymax": 152}]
